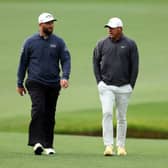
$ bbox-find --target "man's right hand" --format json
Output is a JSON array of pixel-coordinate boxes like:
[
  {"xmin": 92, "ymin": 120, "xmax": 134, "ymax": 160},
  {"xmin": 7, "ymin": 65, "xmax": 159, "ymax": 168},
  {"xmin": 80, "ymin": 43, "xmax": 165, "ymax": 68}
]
[{"xmin": 16, "ymin": 87, "xmax": 26, "ymax": 96}]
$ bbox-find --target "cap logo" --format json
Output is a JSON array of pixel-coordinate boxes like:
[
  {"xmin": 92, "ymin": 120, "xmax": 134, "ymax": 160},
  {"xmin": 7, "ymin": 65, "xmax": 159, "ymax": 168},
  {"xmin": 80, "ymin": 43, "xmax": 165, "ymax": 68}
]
[
  {"xmin": 121, "ymin": 46, "xmax": 126, "ymax": 48},
  {"xmin": 50, "ymin": 44, "xmax": 57, "ymax": 48},
  {"xmin": 46, "ymin": 14, "xmax": 52, "ymax": 19}
]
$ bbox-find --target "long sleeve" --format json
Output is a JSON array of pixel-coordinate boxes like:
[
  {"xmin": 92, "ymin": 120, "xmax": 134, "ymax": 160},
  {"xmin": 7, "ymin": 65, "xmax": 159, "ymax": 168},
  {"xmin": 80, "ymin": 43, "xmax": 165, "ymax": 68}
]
[
  {"xmin": 17, "ymin": 41, "xmax": 30, "ymax": 87},
  {"xmin": 130, "ymin": 41, "xmax": 139, "ymax": 89},
  {"xmin": 60, "ymin": 41, "xmax": 71, "ymax": 80},
  {"xmin": 93, "ymin": 42, "xmax": 102, "ymax": 84}
]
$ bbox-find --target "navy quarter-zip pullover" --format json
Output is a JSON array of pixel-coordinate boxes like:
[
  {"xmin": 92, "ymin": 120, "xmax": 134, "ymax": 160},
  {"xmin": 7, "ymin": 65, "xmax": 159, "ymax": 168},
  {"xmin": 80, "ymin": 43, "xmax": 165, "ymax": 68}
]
[{"xmin": 17, "ymin": 33, "xmax": 71, "ymax": 87}]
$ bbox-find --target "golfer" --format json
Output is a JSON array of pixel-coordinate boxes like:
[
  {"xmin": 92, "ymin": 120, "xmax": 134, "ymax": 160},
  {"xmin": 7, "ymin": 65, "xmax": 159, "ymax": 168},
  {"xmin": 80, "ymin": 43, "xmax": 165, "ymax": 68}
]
[
  {"xmin": 16, "ymin": 12, "xmax": 71, "ymax": 155},
  {"xmin": 93, "ymin": 17, "xmax": 139, "ymax": 156}
]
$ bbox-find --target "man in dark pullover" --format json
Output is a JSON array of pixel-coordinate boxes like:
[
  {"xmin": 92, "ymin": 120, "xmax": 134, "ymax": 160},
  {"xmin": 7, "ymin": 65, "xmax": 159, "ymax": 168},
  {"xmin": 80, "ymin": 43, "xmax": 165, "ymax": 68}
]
[
  {"xmin": 93, "ymin": 17, "xmax": 139, "ymax": 156},
  {"xmin": 17, "ymin": 12, "xmax": 71, "ymax": 155}
]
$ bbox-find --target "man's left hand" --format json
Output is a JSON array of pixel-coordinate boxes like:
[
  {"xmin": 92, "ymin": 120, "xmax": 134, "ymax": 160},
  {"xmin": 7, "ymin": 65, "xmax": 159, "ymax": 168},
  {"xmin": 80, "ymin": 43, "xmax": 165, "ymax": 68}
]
[{"xmin": 60, "ymin": 79, "xmax": 69, "ymax": 89}]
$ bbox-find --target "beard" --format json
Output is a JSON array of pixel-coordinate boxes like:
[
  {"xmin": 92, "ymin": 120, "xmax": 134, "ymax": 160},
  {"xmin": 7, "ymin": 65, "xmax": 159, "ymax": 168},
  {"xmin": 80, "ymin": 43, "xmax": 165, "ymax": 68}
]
[{"xmin": 43, "ymin": 27, "xmax": 53, "ymax": 36}]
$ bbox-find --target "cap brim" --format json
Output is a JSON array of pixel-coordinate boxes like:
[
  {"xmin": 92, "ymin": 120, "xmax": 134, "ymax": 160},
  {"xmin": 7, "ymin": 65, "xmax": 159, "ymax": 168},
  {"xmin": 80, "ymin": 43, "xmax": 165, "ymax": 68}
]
[
  {"xmin": 46, "ymin": 19, "xmax": 57, "ymax": 22},
  {"xmin": 104, "ymin": 24, "xmax": 114, "ymax": 28},
  {"xmin": 104, "ymin": 24, "xmax": 121, "ymax": 28},
  {"xmin": 40, "ymin": 19, "xmax": 57, "ymax": 24},
  {"xmin": 104, "ymin": 25, "xmax": 110, "ymax": 28}
]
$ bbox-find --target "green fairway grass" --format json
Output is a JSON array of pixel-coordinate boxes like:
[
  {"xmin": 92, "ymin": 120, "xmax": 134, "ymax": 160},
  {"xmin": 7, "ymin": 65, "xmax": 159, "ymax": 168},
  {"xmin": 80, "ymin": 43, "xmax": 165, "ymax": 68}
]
[
  {"xmin": 0, "ymin": 132, "xmax": 167, "ymax": 168},
  {"xmin": 0, "ymin": 0, "xmax": 168, "ymax": 137}
]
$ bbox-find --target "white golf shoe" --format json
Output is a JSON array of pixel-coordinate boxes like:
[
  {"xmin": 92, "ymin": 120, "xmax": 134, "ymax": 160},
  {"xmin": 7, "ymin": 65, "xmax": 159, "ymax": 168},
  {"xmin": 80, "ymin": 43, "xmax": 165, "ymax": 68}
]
[
  {"xmin": 44, "ymin": 148, "xmax": 56, "ymax": 155},
  {"xmin": 33, "ymin": 143, "xmax": 44, "ymax": 155}
]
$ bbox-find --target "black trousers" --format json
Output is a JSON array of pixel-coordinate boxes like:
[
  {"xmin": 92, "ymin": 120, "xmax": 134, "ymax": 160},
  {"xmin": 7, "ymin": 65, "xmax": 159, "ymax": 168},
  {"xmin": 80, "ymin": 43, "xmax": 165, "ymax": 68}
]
[{"xmin": 26, "ymin": 80, "xmax": 61, "ymax": 148}]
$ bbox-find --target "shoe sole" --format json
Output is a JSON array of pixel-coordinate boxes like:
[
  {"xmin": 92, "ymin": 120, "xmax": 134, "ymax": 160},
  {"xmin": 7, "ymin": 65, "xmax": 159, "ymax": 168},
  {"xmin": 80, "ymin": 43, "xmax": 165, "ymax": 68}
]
[
  {"xmin": 34, "ymin": 146, "xmax": 43, "ymax": 155},
  {"xmin": 104, "ymin": 154, "xmax": 113, "ymax": 156},
  {"xmin": 44, "ymin": 149, "xmax": 56, "ymax": 155},
  {"xmin": 48, "ymin": 152, "xmax": 54, "ymax": 155},
  {"xmin": 104, "ymin": 152, "xmax": 115, "ymax": 156}
]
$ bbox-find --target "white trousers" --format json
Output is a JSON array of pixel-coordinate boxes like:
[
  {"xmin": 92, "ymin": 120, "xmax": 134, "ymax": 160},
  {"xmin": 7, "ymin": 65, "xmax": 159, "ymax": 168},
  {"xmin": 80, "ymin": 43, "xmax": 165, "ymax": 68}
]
[{"xmin": 98, "ymin": 81, "xmax": 132, "ymax": 147}]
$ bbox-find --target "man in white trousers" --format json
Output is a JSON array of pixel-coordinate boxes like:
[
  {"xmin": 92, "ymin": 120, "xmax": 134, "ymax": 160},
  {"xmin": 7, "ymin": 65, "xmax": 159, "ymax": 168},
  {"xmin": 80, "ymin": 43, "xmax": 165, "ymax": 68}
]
[{"xmin": 93, "ymin": 17, "xmax": 139, "ymax": 156}]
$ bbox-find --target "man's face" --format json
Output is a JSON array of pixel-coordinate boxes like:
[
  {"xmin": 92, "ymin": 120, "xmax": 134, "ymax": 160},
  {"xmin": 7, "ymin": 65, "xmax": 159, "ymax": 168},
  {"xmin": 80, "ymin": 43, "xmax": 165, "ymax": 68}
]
[
  {"xmin": 108, "ymin": 27, "xmax": 122, "ymax": 39},
  {"xmin": 40, "ymin": 21, "xmax": 54, "ymax": 36}
]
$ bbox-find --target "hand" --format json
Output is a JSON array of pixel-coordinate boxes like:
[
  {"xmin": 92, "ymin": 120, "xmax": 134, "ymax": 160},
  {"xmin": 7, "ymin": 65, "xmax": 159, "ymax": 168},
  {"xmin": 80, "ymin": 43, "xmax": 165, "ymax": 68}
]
[
  {"xmin": 60, "ymin": 79, "xmax": 69, "ymax": 89},
  {"xmin": 16, "ymin": 87, "xmax": 26, "ymax": 96}
]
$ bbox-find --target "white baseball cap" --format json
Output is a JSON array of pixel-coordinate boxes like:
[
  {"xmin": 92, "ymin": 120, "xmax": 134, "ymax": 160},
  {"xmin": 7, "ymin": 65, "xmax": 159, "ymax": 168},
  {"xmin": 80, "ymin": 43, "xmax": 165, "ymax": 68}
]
[
  {"xmin": 38, "ymin": 12, "xmax": 56, "ymax": 24},
  {"xmin": 104, "ymin": 17, "xmax": 123, "ymax": 28}
]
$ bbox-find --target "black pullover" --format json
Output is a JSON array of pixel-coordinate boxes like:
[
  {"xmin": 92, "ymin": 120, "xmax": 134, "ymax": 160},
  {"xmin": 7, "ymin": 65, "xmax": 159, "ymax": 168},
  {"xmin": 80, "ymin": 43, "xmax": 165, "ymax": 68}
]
[{"xmin": 93, "ymin": 35, "xmax": 139, "ymax": 88}]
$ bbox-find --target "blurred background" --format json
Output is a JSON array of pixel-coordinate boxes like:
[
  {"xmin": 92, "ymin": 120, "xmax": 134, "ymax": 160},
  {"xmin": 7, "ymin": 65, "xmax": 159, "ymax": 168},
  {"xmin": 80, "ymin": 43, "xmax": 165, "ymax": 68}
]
[{"xmin": 0, "ymin": 0, "xmax": 168, "ymax": 138}]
